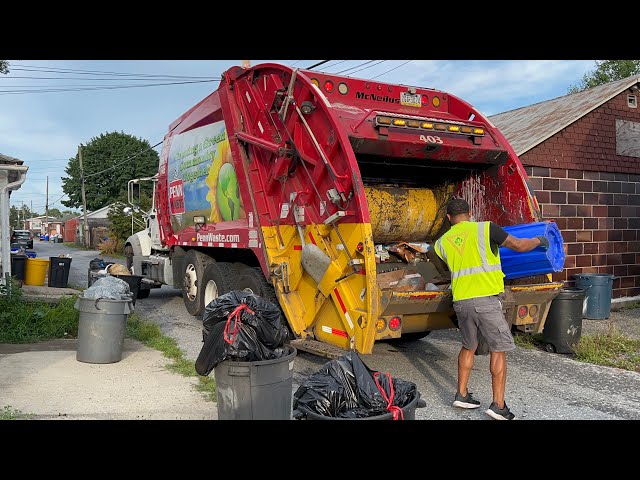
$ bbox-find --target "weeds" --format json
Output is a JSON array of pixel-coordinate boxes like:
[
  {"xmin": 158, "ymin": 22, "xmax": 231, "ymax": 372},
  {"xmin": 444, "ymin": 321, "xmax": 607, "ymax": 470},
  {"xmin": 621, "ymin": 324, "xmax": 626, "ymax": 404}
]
[
  {"xmin": 0, "ymin": 287, "xmax": 79, "ymax": 343},
  {"xmin": 126, "ymin": 314, "xmax": 216, "ymax": 402},
  {"xmin": 513, "ymin": 333, "xmax": 544, "ymax": 349},
  {"xmin": 1, "ymin": 406, "xmax": 33, "ymax": 420},
  {"xmin": 97, "ymin": 237, "xmax": 124, "ymax": 257},
  {"xmin": 574, "ymin": 322, "xmax": 640, "ymax": 372}
]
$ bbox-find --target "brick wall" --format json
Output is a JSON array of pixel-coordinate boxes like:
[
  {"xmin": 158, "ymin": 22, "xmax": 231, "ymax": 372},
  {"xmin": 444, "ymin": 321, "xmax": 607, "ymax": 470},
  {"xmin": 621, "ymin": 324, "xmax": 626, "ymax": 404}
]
[{"xmin": 521, "ymin": 90, "xmax": 640, "ymax": 299}]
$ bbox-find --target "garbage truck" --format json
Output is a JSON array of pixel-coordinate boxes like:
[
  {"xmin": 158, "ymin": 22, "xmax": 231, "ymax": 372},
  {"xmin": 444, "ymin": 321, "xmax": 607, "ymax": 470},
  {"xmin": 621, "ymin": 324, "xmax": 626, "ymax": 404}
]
[{"xmin": 124, "ymin": 62, "xmax": 563, "ymax": 356}]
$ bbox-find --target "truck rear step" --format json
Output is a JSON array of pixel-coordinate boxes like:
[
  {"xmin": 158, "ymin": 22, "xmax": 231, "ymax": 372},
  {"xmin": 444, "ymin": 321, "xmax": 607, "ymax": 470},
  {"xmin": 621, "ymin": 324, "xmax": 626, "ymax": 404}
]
[{"xmin": 289, "ymin": 338, "xmax": 350, "ymax": 359}]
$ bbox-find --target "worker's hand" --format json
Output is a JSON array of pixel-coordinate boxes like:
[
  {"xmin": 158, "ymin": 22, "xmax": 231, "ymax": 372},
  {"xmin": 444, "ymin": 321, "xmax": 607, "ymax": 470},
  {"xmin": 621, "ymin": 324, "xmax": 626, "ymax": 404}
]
[{"xmin": 535, "ymin": 235, "xmax": 549, "ymax": 250}]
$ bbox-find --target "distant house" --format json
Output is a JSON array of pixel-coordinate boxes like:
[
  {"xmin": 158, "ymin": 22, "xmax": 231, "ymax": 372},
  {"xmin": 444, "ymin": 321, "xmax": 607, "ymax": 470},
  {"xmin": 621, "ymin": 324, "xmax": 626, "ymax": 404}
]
[
  {"xmin": 65, "ymin": 203, "xmax": 115, "ymax": 246},
  {"xmin": 25, "ymin": 215, "xmax": 63, "ymax": 237},
  {"xmin": 490, "ymin": 75, "xmax": 640, "ymax": 299}
]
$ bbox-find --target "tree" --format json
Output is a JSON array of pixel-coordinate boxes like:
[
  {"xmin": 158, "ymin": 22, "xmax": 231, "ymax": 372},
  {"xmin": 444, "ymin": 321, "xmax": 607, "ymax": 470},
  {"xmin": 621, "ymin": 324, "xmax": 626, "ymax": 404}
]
[
  {"xmin": 568, "ymin": 60, "xmax": 640, "ymax": 93},
  {"xmin": 0, "ymin": 60, "xmax": 8, "ymax": 74},
  {"xmin": 61, "ymin": 131, "xmax": 159, "ymax": 211},
  {"xmin": 108, "ymin": 191, "xmax": 153, "ymax": 243},
  {"xmin": 10, "ymin": 205, "xmax": 32, "ymax": 229},
  {"xmin": 47, "ymin": 208, "xmax": 63, "ymax": 219}
]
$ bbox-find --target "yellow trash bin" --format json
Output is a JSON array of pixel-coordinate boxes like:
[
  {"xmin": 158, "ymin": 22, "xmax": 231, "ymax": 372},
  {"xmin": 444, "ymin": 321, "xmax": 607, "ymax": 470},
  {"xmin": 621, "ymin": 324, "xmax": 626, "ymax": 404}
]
[{"xmin": 25, "ymin": 258, "xmax": 50, "ymax": 286}]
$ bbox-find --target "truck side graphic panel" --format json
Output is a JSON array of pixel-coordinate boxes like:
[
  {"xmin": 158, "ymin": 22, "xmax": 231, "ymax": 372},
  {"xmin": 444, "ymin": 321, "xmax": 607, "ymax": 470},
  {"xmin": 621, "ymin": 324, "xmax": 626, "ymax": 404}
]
[{"xmin": 166, "ymin": 121, "xmax": 246, "ymax": 232}]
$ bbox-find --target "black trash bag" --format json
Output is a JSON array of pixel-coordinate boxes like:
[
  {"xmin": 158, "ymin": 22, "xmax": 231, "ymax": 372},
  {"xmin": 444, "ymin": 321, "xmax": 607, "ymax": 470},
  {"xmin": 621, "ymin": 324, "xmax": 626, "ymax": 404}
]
[
  {"xmin": 202, "ymin": 290, "xmax": 288, "ymax": 347},
  {"xmin": 293, "ymin": 351, "xmax": 418, "ymax": 419},
  {"xmin": 195, "ymin": 290, "xmax": 289, "ymax": 376},
  {"xmin": 89, "ymin": 258, "xmax": 114, "ymax": 271}
]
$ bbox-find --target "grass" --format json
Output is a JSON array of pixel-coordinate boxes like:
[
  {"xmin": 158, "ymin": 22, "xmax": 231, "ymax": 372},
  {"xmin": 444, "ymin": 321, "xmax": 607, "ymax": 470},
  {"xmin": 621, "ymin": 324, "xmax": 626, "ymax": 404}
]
[
  {"xmin": 513, "ymin": 321, "xmax": 640, "ymax": 373},
  {"xmin": 1, "ymin": 405, "xmax": 33, "ymax": 420},
  {"xmin": 573, "ymin": 322, "xmax": 640, "ymax": 372},
  {"xmin": 126, "ymin": 314, "xmax": 216, "ymax": 402},
  {"xmin": 0, "ymin": 287, "xmax": 79, "ymax": 343},
  {"xmin": 62, "ymin": 242, "xmax": 91, "ymax": 250}
]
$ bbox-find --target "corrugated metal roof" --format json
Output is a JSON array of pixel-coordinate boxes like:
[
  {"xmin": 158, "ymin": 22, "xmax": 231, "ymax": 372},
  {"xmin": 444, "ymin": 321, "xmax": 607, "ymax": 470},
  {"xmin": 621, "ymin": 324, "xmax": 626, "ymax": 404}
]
[{"xmin": 489, "ymin": 75, "xmax": 640, "ymax": 156}]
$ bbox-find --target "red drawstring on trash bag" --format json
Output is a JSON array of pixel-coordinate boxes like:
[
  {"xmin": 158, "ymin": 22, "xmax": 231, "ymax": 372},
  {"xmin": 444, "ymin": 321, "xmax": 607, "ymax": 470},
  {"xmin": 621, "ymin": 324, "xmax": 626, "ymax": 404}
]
[
  {"xmin": 223, "ymin": 304, "xmax": 255, "ymax": 345},
  {"xmin": 373, "ymin": 371, "xmax": 404, "ymax": 420}
]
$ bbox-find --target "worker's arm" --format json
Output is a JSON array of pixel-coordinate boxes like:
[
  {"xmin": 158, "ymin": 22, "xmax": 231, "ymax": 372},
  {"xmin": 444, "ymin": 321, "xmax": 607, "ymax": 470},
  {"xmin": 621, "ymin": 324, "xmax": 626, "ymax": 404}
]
[{"xmin": 491, "ymin": 222, "xmax": 548, "ymax": 252}]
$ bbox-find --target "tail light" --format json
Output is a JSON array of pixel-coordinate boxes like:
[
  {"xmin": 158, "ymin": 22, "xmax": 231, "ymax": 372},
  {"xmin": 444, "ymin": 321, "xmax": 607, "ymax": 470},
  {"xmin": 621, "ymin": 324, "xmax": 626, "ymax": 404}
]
[
  {"xmin": 388, "ymin": 316, "xmax": 402, "ymax": 331},
  {"xmin": 324, "ymin": 80, "xmax": 334, "ymax": 93},
  {"xmin": 375, "ymin": 318, "xmax": 387, "ymax": 332},
  {"xmin": 517, "ymin": 306, "xmax": 529, "ymax": 319}
]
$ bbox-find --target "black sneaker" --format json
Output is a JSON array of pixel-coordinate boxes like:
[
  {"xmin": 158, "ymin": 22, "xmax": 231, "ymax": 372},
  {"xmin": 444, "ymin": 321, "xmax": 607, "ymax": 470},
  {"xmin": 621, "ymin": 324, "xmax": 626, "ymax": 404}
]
[
  {"xmin": 485, "ymin": 401, "xmax": 515, "ymax": 420},
  {"xmin": 452, "ymin": 391, "xmax": 481, "ymax": 409}
]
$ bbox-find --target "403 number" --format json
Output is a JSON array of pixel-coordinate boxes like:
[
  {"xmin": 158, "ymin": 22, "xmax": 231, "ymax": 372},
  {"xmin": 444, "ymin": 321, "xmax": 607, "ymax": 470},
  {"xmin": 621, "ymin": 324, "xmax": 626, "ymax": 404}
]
[{"xmin": 420, "ymin": 135, "xmax": 443, "ymax": 144}]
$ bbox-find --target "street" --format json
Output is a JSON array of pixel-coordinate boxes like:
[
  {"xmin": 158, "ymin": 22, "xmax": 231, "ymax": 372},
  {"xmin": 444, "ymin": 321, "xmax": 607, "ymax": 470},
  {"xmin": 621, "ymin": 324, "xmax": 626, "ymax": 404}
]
[{"xmin": 34, "ymin": 240, "xmax": 640, "ymax": 420}]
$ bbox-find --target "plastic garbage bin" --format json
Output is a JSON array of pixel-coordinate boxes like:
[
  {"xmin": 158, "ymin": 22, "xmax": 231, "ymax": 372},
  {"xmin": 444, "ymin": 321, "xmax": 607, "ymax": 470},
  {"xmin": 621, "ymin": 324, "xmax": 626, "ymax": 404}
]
[
  {"xmin": 48, "ymin": 256, "xmax": 72, "ymax": 288},
  {"xmin": 500, "ymin": 221, "xmax": 565, "ymax": 280},
  {"xmin": 24, "ymin": 257, "xmax": 50, "ymax": 286},
  {"xmin": 112, "ymin": 274, "xmax": 143, "ymax": 305},
  {"xmin": 75, "ymin": 297, "xmax": 134, "ymax": 364},
  {"xmin": 574, "ymin": 273, "xmax": 615, "ymax": 320},
  {"xmin": 214, "ymin": 346, "xmax": 297, "ymax": 420},
  {"xmin": 10, "ymin": 253, "xmax": 28, "ymax": 282},
  {"xmin": 542, "ymin": 288, "xmax": 585, "ymax": 354}
]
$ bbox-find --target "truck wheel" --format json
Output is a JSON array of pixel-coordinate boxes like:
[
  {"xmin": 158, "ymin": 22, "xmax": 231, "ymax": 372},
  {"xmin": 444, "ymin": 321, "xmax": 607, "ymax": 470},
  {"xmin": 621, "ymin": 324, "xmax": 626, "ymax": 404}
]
[
  {"xmin": 231, "ymin": 266, "xmax": 294, "ymax": 340},
  {"xmin": 202, "ymin": 262, "xmax": 234, "ymax": 311},
  {"xmin": 124, "ymin": 244, "xmax": 134, "ymax": 271},
  {"xmin": 231, "ymin": 267, "xmax": 278, "ymax": 306},
  {"xmin": 137, "ymin": 288, "xmax": 150, "ymax": 299},
  {"xmin": 182, "ymin": 250, "xmax": 214, "ymax": 316}
]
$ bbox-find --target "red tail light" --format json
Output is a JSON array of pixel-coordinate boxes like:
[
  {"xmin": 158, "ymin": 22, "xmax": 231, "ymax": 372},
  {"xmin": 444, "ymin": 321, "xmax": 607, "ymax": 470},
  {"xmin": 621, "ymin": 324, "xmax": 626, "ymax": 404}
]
[
  {"xmin": 389, "ymin": 316, "xmax": 401, "ymax": 331},
  {"xmin": 324, "ymin": 80, "xmax": 334, "ymax": 93}
]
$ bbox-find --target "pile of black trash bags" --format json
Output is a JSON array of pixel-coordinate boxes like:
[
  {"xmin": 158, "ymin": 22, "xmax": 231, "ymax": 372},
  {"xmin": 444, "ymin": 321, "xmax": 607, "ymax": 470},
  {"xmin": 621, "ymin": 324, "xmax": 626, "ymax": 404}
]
[
  {"xmin": 195, "ymin": 291, "xmax": 290, "ymax": 376},
  {"xmin": 293, "ymin": 352, "xmax": 419, "ymax": 419}
]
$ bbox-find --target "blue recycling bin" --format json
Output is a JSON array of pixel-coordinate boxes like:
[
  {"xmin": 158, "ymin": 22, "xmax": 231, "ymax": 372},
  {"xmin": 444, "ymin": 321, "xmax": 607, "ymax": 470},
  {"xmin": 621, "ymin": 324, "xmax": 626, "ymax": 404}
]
[
  {"xmin": 573, "ymin": 273, "xmax": 614, "ymax": 320},
  {"xmin": 499, "ymin": 221, "xmax": 565, "ymax": 280}
]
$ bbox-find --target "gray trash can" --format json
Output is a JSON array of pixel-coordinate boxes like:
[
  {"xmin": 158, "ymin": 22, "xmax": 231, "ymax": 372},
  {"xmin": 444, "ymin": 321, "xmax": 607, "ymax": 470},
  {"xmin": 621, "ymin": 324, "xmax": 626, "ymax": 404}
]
[
  {"xmin": 573, "ymin": 273, "xmax": 615, "ymax": 320},
  {"xmin": 75, "ymin": 297, "xmax": 134, "ymax": 364},
  {"xmin": 214, "ymin": 346, "xmax": 297, "ymax": 420}
]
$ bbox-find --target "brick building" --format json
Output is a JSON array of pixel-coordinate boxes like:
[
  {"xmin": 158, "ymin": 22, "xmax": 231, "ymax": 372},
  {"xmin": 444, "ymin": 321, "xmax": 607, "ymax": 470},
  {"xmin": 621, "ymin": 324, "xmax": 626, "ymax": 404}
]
[{"xmin": 490, "ymin": 75, "xmax": 640, "ymax": 299}]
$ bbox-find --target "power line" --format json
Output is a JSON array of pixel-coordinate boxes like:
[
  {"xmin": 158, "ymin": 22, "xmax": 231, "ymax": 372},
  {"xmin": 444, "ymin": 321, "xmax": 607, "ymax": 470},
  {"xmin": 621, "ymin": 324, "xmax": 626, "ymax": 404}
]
[
  {"xmin": 306, "ymin": 60, "xmax": 331, "ymax": 70},
  {"xmin": 0, "ymin": 79, "xmax": 219, "ymax": 95},
  {"xmin": 84, "ymin": 140, "xmax": 164, "ymax": 179},
  {"xmin": 343, "ymin": 60, "xmax": 387, "ymax": 76},
  {"xmin": 2, "ymin": 76, "xmax": 217, "ymax": 83},
  {"xmin": 371, "ymin": 60, "xmax": 413, "ymax": 79},
  {"xmin": 334, "ymin": 60, "xmax": 376, "ymax": 74},
  {"xmin": 10, "ymin": 64, "xmax": 216, "ymax": 79}
]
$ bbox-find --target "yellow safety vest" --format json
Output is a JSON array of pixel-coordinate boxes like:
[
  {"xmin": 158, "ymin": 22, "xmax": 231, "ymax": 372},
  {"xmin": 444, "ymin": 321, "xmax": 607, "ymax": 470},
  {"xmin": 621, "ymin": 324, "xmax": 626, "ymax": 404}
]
[{"xmin": 434, "ymin": 221, "xmax": 505, "ymax": 301}]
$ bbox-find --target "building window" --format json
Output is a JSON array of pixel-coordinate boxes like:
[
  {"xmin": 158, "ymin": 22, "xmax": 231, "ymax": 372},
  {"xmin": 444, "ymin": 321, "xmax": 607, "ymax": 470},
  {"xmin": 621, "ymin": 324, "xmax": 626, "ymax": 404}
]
[
  {"xmin": 616, "ymin": 119, "xmax": 640, "ymax": 158},
  {"xmin": 629, "ymin": 94, "xmax": 637, "ymax": 109}
]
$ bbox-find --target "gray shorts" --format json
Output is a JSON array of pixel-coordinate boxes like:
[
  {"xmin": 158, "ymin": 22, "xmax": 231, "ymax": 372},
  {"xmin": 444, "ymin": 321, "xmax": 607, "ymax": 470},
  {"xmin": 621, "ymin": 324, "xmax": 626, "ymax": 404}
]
[{"xmin": 453, "ymin": 295, "xmax": 516, "ymax": 353}]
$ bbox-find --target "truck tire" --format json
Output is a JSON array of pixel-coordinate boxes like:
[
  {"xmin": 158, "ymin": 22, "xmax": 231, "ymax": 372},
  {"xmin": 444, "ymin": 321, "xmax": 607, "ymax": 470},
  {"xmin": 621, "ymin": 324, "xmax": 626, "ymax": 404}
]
[
  {"xmin": 202, "ymin": 262, "xmax": 234, "ymax": 312},
  {"xmin": 231, "ymin": 266, "xmax": 278, "ymax": 306},
  {"xmin": 230, "ymin": 266, "xmax": 294, "ymax": 340},
  {"xmin": 137, "ymin": 288, "xmax": 150, "ymax": 299},
  {"xmin": 182, "ymin": 250, "xmax": 215, "ymax": 316}
]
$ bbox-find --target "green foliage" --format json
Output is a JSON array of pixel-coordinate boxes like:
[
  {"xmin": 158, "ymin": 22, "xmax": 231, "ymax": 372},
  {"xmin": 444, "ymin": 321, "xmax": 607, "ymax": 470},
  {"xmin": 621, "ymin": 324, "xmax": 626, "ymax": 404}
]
[
  {"xmin": 47, "ymin": 208, "xmax": 63, "ymax": 219},
  {"xmin": 574, "ymin": 324, "xmax": 640, "ymax": 371},
  {"xmin": 126, "ymin": 314, "xmax": 216, "ymax": 401},
  {"xmin": 0, "ymin": 60, "xmax": 8, "ymax": 74},
  {"xmin": 108, "ymin": 191, "xmax": 152, "ymax": 243},
  {"xmin": 0, "ymin": 290, "xmax": 80, "ymax": 343},
  {"xmin": 61, "ymin": 132, "xmax": 159, "ymax": 211},
  {"xmin": 1, "ymin": 406, "xmax": 33, "ymax": 420},
  {"xmin": 568, "ymin": 60, "xmax": 640, "ymax": 93},
  {"xmin": 10, "ymin": 205, "xmax": 33, "ymax": 229}
]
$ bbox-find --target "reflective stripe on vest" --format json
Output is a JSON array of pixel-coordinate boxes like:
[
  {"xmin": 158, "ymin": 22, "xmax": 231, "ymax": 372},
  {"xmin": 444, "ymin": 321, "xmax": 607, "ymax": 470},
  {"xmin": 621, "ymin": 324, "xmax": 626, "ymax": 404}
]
[{"xmin": 435, "ymin": 221, "xmax": 504, "ymax": 301}]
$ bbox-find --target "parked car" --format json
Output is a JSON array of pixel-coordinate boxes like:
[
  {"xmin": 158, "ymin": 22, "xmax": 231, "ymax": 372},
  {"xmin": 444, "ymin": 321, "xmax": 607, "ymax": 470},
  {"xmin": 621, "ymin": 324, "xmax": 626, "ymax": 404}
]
[{"xmin": 11, "ymin": 229, "xmax": 34, "ymax": 249}]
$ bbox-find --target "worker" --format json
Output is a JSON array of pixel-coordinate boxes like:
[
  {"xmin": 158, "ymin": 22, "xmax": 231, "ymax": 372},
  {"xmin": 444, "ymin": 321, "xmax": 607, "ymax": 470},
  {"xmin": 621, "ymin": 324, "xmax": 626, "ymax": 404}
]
[{"xmin": 432, "ymin": 197, "xmax": 548, "ymax": 420}]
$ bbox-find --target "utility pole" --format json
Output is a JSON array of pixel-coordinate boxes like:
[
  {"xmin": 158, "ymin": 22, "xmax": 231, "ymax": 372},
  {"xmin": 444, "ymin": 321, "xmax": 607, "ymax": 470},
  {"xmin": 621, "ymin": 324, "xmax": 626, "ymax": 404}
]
[
  {"xmin": 45, "ymin": 176, "xmax": 49, "ymax": 238},
  {"xmin": 79, "ymin": 144, "xmax": 89, "ymax": 248},
  {"xmin": 21, "ymin": 201, "xmax": 25, "ymax": 229}
]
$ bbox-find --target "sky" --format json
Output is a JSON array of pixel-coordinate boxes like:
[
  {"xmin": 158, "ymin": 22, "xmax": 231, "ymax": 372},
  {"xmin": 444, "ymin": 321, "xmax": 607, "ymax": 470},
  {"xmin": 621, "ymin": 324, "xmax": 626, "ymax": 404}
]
[{"xmin": 0, "ymin": 59, "xmax": 596, "ymax": 218}]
